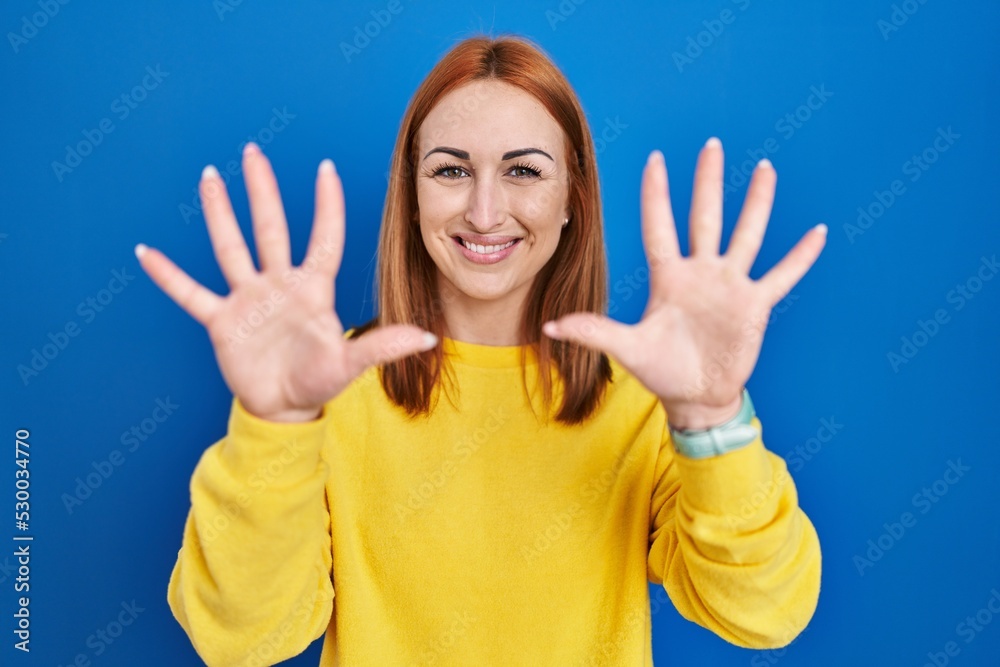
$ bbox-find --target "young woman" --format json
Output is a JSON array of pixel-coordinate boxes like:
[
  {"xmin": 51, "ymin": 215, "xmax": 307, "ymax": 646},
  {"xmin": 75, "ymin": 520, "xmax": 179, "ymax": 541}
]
[{"xmin": 138, "ymin": 34, "xmax": 825, "ymax": 666}]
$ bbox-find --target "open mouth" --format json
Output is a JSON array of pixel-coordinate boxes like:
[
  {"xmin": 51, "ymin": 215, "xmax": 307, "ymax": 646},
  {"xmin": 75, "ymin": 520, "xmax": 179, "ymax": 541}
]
[
  {"xmin": 451, "ymin": 234, "xmax": 522, "ymax": 263},
  {"xmin": 453, "ymin": 237, "xmax": 520, "ymax": 254}
]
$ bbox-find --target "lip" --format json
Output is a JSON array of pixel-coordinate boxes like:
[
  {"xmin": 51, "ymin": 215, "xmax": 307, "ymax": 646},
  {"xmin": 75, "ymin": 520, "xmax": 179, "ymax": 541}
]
[
  {"xmin": 452, "ymin": 234, "xmax": 522, "ymax": 265},
  {"xmin": 453, "ymin": 232, "xmax": 520, "ymax": 245}
]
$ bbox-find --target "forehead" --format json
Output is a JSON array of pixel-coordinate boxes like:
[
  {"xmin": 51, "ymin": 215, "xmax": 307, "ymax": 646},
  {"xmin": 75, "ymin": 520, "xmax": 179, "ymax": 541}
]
[{"xmin": 417, "ymin": 80, "xmax": 566, "ymax": 159}]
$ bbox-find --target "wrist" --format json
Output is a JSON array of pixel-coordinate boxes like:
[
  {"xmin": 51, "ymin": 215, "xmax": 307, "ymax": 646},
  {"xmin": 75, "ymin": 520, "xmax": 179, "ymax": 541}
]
[
  {"xmin": 243, "ymin": 401, "xmax": 324, "ymax": 424},
  {"xmin": 263, "ymin": 408, "xmax": 323, "ymax": 423},
  {"xmin": 664, "ymin": 394, "xmax": 743, "ymax": 431},
  {"xmin": 666, "ymin": 389, "xmax": 758, "ymax": 460}
]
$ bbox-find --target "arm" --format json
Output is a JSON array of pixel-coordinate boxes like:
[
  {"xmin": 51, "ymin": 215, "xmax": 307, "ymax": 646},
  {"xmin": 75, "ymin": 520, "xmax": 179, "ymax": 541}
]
[
  {"xmin": 167, "ymin": 397, "xmax": 334, "ymax": 667},
  {"xmin": 137, "ymin": 145, "xmax": 436, "ymax": 665},
  {"xmin": 646, "ymin": 415, "xmax": 821, "ymax": 648}
]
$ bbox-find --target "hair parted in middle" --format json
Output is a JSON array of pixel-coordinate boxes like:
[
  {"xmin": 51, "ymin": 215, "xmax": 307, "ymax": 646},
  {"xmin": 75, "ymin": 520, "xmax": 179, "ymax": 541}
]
[{"xmin": 351, "ymin": 33, "xmax": 612, "ymax": 425}]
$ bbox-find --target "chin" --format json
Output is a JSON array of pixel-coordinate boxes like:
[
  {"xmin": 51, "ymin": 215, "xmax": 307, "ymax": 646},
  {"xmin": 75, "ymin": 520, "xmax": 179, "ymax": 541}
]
[
  {"xmin": 435, "ymin": 266, "xmax": 524, "ymax": 302},
  {"xmin": 453, "ymin": 277, "xmax": 521, "ymax": 302}
]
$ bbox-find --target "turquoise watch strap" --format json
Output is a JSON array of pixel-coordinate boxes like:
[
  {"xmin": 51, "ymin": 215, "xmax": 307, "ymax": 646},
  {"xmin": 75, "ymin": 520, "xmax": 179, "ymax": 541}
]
[{"xmin": 668, "ymin": 388, "xmax": 757, "ymax": 459}]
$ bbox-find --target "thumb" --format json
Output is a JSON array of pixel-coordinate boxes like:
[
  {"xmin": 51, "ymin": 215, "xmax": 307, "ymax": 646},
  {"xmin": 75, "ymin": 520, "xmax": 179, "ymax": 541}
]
[
  {"xmin": 543, "ymin": 313, "xmax": 633, "ymax": 361},
  {"xmin": 345, "ymin": 325, "xmax": 437, "ymax": 377}
]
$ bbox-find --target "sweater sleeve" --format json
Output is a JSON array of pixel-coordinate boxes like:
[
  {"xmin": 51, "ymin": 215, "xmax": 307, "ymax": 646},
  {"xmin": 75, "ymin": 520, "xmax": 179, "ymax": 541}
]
[
  {"xmin": 167, "ymin": 396, "xmax": 335, "ymax": 667},
  {"xmin": 646, "ymin": 415, "xmax": 821, "ymax": 649}
]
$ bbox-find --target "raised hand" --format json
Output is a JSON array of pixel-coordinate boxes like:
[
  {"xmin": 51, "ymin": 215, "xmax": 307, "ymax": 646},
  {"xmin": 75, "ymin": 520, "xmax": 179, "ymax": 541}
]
[
  {"xmin": 137, "ymin": 143, "xmax": 436, "ymax": 422},
  {"xmin": 543, "ymin": 138, "xmax": 826, "ymax": 429}
]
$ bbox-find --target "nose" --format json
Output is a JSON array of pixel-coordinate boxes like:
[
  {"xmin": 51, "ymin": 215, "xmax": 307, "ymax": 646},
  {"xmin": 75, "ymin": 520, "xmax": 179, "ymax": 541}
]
[{"xmin": 464, "ymin": 174, "xmax": 507, "ymax": 232}]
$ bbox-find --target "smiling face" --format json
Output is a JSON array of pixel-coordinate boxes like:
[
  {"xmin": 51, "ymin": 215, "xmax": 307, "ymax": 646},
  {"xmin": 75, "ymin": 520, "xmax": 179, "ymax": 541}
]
[{"xmin": 414, "ymin": 80, "xmax": 571, "ymax": 322}]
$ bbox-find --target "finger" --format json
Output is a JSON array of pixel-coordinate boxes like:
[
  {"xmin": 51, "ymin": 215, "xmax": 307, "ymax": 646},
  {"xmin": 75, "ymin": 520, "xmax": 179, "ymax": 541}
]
[
  {"xmin": 689, "ymin": 137, "xmax": 724, "ymax": 256},
  {"xmin": 345, "ymin": 325, "xmax": 438, "ymax": 378},
  {"xmin": 542, "ymin": 313, "xmax": 634, "ymax": 363},
  {"xmin": 200, "ymin": 165, "xmax": 257, "ymax": 287},
  {"xmin": 756, "ymin": 224, "xmax": 828, "ymax": 306},
  {"xmin": 242, "ymin": 142, "xmax": 292, "ymax": 271},
  {"xmin": 641, "ymin": 150, "xmax": 681, "ymax": 270},
  {"xmin": 135, "ymin": 244, "xmax": 224, "ymax": 326},
  {"xmin": 726, "ymin": 158, "xmax": 776, "ymax": 274},
  {"xmin": 303, "ymin": 159, "xmax": 345, "ymax": 279}
]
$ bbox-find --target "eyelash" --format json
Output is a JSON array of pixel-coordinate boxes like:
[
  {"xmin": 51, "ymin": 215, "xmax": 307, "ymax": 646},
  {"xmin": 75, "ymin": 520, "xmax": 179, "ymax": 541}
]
[{"xmin": 428, "ymin": 161, "xmax": 542, "ymax": 180}]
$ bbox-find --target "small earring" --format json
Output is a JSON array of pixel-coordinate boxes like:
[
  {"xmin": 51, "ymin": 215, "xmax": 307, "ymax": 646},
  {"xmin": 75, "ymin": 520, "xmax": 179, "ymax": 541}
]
[{"xmin": 562, "ymin": 217, "xmax": 569, "ymax": 228}]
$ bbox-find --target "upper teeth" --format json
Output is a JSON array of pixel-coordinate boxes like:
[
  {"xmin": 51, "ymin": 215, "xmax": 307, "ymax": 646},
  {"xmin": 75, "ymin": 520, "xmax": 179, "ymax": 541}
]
[{"xmin": 462, "ymin": 239, "xmax": 516, "ymax": 254}]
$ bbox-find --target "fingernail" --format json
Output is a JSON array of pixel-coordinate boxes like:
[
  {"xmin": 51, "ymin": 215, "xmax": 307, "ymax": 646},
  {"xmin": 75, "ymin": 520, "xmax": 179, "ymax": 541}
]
[
  {"xmin": 134, "ymin": 243, "xmax": 148, "ymax": 259},
  {"xmin": 814, "ymin": 223, "xmax": 828, "ymax": 236},
  {"xmin": 421, "ymin": 332, "xmax": 438, "ymax": 349},
  {"xmin": 649, "ymin": 149, "xmax": 664, "ymax": 165},
  {"xmin": 705, "ymin": 137, "xmax": 722, "ymax": 149},
  {"xmin": 243, "ymin": 142, "xmax": 260, "ymax": 157},
  {"xmin": 543, "ymin": 321, "xmax": 558, "ymax": 336},
  {"xmin": 757, "ymin": 158, "xmax": 772, "ymax": 170},
  {"xmin": 319, "ymin": 158, "xmax": 334, "ymax": 175},
  {"xmin": 202, "ymin": 164, "xmax": 219, "ymax": 180}
]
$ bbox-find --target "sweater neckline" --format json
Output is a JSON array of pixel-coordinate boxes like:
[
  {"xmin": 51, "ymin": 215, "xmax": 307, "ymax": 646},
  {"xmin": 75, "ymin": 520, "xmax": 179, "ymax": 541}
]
[{"xmin": 442, "ymin": 337, "xmax": 537, "ymax": 369}]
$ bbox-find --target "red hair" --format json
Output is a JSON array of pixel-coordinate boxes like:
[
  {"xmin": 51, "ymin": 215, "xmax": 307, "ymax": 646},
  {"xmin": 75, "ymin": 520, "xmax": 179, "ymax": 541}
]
[{"xmin": 353, "ymin": 33, "xmax": 611, "ymax": 424}]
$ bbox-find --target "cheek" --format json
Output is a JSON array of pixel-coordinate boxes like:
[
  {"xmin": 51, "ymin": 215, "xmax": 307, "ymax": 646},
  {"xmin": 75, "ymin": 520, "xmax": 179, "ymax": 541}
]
[
  {"xmin": 513, "ymin": 188, "xmax": 565, "ymax": 239},
  {"xmin": 417, "ymin": 183, "xmax": 464, "ymax": 227}
]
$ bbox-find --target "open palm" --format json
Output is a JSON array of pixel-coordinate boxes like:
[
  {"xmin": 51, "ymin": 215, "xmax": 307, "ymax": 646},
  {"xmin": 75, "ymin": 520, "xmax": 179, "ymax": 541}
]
[
  {"xmin": 544, "ymin": 139, "xmax": 826, "ymax": 428},
  {"xmin": 137, "ymin": 144, "xmax": 435, "ymax": 422}
]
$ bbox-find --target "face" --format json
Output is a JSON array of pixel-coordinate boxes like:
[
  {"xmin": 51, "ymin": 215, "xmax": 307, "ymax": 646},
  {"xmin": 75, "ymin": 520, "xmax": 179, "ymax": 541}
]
[{"xmin": 414, "ymin": 80, "xmax": 571, "ymax": 313}]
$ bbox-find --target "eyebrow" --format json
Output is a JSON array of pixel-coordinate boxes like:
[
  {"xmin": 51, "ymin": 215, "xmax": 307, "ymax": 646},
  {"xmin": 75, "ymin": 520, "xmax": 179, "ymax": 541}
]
[{"xmin": 422, "ymin": 146, "xmax": 554, "ymax": 162}]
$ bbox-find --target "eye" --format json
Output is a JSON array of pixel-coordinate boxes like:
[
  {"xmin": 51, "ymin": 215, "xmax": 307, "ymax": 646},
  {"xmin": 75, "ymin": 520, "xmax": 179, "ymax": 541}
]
[
  {"xmin": 508, "ymin": 162, "xmax": 542, "ymax": 179},
  {"xmin": 430, "ymin": 162, "xmax": 469, "ymax": 179}
]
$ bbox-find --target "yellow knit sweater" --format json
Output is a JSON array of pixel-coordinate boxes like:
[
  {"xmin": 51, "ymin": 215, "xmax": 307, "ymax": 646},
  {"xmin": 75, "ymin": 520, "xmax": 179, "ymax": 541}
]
[{"xmin": 167, "ymin": 337, "xmax": 821, "ymax": 666}]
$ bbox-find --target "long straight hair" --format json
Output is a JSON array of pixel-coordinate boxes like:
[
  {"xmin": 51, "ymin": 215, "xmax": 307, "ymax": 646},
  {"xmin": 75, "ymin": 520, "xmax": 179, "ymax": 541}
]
[{"xmin": 355, "ymin": 34, "xmax": 612, "ymax": 424}]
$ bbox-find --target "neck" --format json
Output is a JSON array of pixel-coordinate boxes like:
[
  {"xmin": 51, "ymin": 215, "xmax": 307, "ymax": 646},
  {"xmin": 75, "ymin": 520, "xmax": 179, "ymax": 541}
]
[{"xmin": 437, "ymin": 279, "xmax": 529, "ymax": 346}]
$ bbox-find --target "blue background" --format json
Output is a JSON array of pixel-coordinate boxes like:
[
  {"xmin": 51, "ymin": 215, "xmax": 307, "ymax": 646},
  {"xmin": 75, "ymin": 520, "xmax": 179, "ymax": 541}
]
[{"xmin": 3, "ymin": 1, "xmax": 999, "ymax": 665}]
